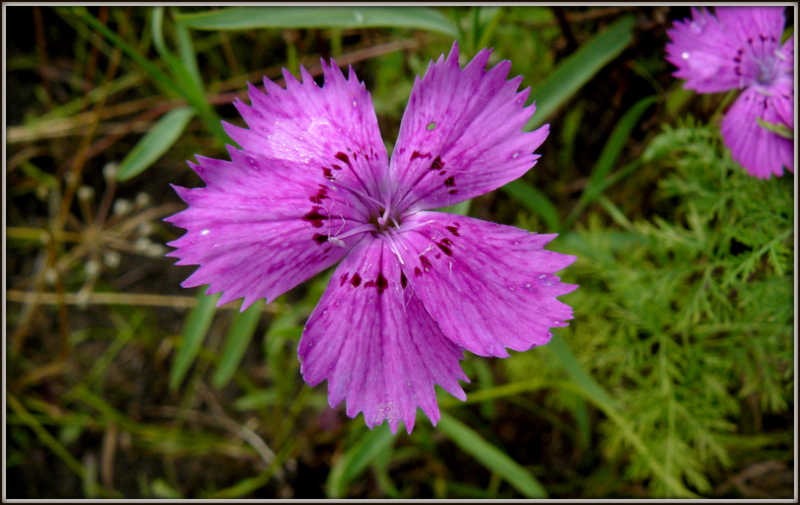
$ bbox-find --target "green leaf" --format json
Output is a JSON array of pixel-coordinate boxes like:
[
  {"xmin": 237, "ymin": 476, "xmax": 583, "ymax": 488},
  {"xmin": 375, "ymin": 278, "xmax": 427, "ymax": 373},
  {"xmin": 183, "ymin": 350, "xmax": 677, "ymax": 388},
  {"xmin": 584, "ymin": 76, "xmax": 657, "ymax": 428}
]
[
  {"xmin": 500, "ymin": 179, "xmax": 561, "ymax": 232},
  {"xmin": 170, "ymin": 290, "xmax": 220, "ymax": 391},
  {"xmin": 437, "ymin": 413, "xmax": 548, "ymax": 498},
  {"xmin": 326, "ymin": 424, "xmax": 395, "ymax": 498},
  {"xmin": 212, "ymin": 303, "xmax": 262, "ymax": 389},
  {"xmin": 561, "ymin": 96, "xmax": 655, "ymax": 230},
  {"xmin": 589, "ymin": 95, "xmax": 657, "ymax": 187},
  {"xmin": 526, "ymin": 14, "xmax": 635, "ymax": 130},
  {"xmin": 547, "ymin": 333, "xmax": 619, "ymax": 410},
  {"xmin": 116, "ymin": 106, "xmax": 195, "ymax": 181},
  {"xmin": 175, "ymin": 6, "xmax": 459, "ymax": 38},
  {"xmin": 151, "ymin": 7, "xmax": 231, "ymax": 145},
  {"xmin": 756, "ymin": 117, "xmax": 793, "ymax": 139}
]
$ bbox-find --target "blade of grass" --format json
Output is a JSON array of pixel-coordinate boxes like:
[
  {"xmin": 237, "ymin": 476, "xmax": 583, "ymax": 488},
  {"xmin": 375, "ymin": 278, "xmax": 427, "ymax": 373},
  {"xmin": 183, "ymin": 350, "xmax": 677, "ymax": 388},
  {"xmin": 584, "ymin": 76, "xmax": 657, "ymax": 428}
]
[
  {"xmin": 116, "ymin": 106, "xmax": 195, "ymax": 181},
  {"xmin": 169, "ymin": 290, "xmax": 220, "ymax": 391},
  {"xmin": 437, "ymin": 413, "xmax": 548, "ymax": 498},
  {"xmin": 151, "ymin": 7, "xmax": 230, "ymax": 145},
  {"xmin": 212, "ymin": 303, "xmax": 262, "ymax": 389},
  {"xmin": 172, "ymin": 8, "xmax": 203, "ymax": 87},
  {"xmin": 500, "ymin": 179, "xmax": 561, "ymax": 232},
  {"xmin": 526, "ymin": 14, "xmax": 635, "ymax": 130},
  {"xmin": 588, "ymin": 95, "xmax": 656, "ymax": 186},
  {"xmin": 326, "ymin": 424, "xmax": 395, "ymax": 498},
  {"xmin": 175, "ymin": 6, "xmax": 459, "ymax": 38},
  {"xmin": 563, "ymin": 95, "xmax": 656, "ymax": 229},
  {"xmin": 547, "ymin": 333, "xmax": 618, "ymax": 409},
  {"xmin": 7, "ymin": 393, "xmax": 87, "ymax": 480}
]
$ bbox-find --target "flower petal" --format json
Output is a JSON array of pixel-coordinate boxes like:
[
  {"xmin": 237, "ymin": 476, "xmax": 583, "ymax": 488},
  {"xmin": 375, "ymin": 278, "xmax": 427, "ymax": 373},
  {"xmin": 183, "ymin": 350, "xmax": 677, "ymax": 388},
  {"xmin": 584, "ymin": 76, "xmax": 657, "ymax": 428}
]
[
  {"xmin": 721, "ymin": 86, "xmax": 794, "ymax": 179},
  {"xmin": 714, "ymin": 7, "xmax": 786, "ymax": 62},
  {"xmin": 166, "ymin": 148, "xmax": 374, "ymax": 308},
  {"xmin": 224, "ymin": 60, "xmax": 389, "ymax": 207},
  {"xmin": 666, "ymin": 7, "xmax": 746, "ymax": 92},
  {"xmin": 387, "ymin": 42, "xmax": 548, "ymax": 213},
  {"xmin": 396, "ymin": 212, "xmax": 577, "ymax": 358},
  {"xmin": 298, "ymin": 237, "xmax": 468, "ymax": 434}
]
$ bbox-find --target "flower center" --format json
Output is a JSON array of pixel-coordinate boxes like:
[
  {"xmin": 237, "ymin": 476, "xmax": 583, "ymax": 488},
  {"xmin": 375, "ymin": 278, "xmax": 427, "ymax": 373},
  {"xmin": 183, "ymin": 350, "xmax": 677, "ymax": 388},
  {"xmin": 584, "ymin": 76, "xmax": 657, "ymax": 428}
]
[
  {"xmin": 756, "ymin": 56, "xmax": 779, "ymax": 85},
  {"xmin": 369, "ymin": 205, "xmax": 402, "ymax": 233}
]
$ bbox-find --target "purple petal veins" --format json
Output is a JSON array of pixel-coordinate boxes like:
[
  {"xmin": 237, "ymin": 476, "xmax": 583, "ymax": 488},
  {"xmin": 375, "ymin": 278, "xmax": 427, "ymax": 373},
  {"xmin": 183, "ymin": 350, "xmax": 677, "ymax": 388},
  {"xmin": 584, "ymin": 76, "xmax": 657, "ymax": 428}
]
[
  {"xmin": 166, "ymin": 42, "xmax": 577, "ymax": 433},
  {"xmin": 666, "ymin": 6, "xmax": 794, "ymax": 178}
]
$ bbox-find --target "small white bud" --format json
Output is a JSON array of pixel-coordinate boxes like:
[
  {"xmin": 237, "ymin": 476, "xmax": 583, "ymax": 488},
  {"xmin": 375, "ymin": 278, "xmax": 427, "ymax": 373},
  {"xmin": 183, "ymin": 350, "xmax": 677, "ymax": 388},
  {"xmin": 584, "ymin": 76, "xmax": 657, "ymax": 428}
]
[
  {"xmin": 134, "ymin": 237, "xmax": 151, "ymax": 252},
  {"xmin": 103, "ymin": 162, "xmax": 118, "ymax": 181},
  {"xmin": 135, "ymin": 192, "xmax": 151, "ymax": 208},
  {"xmin": 103, "ymin": 250, "xmax": 121, "ymax": 269},
  {"xmin": 84, "ymin": 260, "xmax": 101, "ymax": 278},
  {"xmin": 44, "ymin": 268, "xmax": 58, "ymax": 286},
  {"xmin": 146, "ymin": 243, "xmax": 167, "ymax": 257},
  {"xmin": 137, "ymin": 222, "xmax": 155, "ymax": 237},
  {"xmin": 113, "ymin": 199, "xmax": 132, "ymax": 216},
  {"xmin": 77, "ymin": 186, "xmax": 95, "ymax": 202}
]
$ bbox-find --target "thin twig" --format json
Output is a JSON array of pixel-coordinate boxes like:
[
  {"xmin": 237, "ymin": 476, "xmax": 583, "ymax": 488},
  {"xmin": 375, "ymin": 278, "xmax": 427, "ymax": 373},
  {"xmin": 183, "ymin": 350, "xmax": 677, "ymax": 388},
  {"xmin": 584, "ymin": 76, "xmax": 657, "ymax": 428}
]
[{"xmin": 6, "ymin": 290, "xmax": 285, "ymax": 313}]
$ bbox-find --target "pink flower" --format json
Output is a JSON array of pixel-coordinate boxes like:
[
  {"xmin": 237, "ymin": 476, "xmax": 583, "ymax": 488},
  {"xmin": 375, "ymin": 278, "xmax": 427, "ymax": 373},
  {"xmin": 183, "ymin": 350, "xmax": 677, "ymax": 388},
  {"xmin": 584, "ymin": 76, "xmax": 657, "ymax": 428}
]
[
  {"xmin": 166, "ymin": 43, "xmax": 577, "ymax": 433},
  {"xmin": 666, "ymin": 7, "xmax": 794, "ymax": 179}
]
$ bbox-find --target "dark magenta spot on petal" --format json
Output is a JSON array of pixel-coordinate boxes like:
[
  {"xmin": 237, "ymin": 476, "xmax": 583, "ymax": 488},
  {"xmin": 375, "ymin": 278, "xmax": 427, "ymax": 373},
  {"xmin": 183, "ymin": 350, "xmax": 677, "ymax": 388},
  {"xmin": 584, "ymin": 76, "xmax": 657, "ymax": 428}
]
[
  {"xmin": 303, "ymin": 207, "xmax": 328, "ymax": 228},
  {"xmin": 436, "ymin": 242, "xmax": 453, "ymax": 256},
  {"xmin": 309, "ymin": 187, "xmax": 329, "ymax": 204},
  {"xmin": 435, "ymin": 253, "xmax": 441, "ymax": 259},
  {"xmin": 400, "ymin": 271, "xmax": 408, "ymax": 289},
  {"xmin": 364, "ymin": 280, "xmax": 375, "ymax": 288},
  {"xmin": 335, "ymin": 152, "xmax": 351, "ymax": 166},
  {"xmin": 376, "ymin": 273, "xmax": 388, "ymax": 294},
  {"xmin": 446, "ymin": 225, "xmax": 460, "ymax": 236},
  {"xmin": 312, "ymin": 233, "xmax": 328, "ymax": 244},
  {"xmin": 420, "ymin": 255, "xmax": 432, "ymax": 270},
  {"xmin": 351, "ymin": 273, "xmax": 362, "ymax": 287},
  {"xmin": 444, "ymin": 176, "xmax": 455, "ymax": 187},
  {"xmin": 411, "ymin": 151, "xmax": 431, "ymax": 161},
  {"xmin": 322, "ymin": 167, "xmax": 335, "ymax": 180},
  {"xmin": 448, "ymin": 189, "xmax": 458, "ymax": 195},
  {"xmin": 441, "ymin": 238, "xmax": 452, "ymax": 247},
  {"xmin": 430, "ymin": 156, "xmax": 444, "ymax": 171},
  {"xmin": 439, "ymin": 170, "xmax": 447, "ymax": 176},
  {"xmin": 414, "ymin": 267, "xmax": 423, "ymax": 277},
  {"xmin": 339, "ymin": 273, "xmax": 349, "ymax": 286},
  {"xmin": 332, "ymin": 164, "xmax": 342, "ymax": 170}
]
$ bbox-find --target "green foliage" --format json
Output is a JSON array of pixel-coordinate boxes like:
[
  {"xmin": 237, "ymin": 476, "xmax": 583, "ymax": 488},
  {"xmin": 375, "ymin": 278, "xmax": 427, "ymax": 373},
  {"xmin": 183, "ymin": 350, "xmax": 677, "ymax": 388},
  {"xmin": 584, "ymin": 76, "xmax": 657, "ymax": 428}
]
[{"xmin": 508, "ymin": 119, "xmax": 793, "ymax": 497}]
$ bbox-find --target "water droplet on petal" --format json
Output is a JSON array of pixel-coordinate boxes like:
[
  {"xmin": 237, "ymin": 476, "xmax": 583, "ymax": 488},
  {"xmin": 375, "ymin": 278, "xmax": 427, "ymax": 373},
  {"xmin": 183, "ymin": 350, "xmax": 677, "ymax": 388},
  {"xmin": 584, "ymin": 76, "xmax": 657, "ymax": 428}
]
[
  {"xmin": 681, "ymin": 52, "xmax": 690, "ymax": 60},
  {"xmin": 201, "ymin": 229, "xmax": 210, "ymax": 236}
]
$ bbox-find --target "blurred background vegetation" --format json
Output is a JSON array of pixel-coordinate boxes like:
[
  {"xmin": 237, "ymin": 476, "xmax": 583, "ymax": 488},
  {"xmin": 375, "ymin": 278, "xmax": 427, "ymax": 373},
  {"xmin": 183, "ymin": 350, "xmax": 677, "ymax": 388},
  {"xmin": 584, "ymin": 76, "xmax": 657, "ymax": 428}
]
[{"xmin": 5, "ymin": 5, "xmax": 794, "ymax": 499}]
